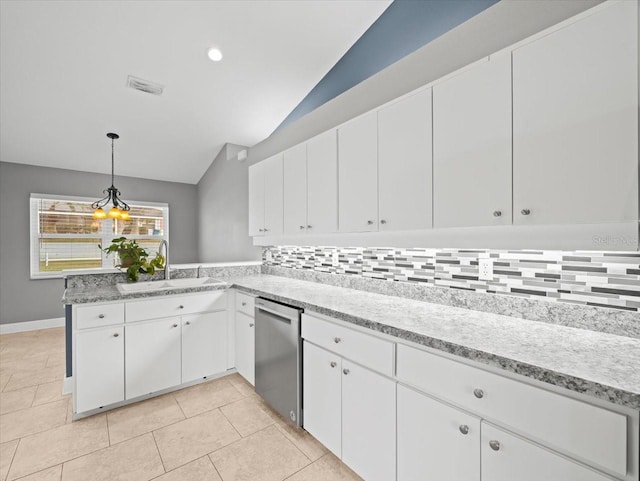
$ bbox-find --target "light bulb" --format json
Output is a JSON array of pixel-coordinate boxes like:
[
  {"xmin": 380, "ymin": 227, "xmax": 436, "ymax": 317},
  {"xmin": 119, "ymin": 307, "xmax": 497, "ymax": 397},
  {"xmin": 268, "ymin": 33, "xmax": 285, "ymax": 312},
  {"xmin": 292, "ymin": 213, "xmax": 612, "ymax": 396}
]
[
  {"xmin": 119, "ymin": 210, "xmax": 130, "ymax": 221},
  {"xmin": 207, "ymin": 47, "xmax": 223, "ymax": 62},
  {"xmin": 93, "ymin": 208, "xmax": 106, "ymax": 219},
  {"xmin": 107, "ymin": 207, "xmax": 121, "ymax": 219}
]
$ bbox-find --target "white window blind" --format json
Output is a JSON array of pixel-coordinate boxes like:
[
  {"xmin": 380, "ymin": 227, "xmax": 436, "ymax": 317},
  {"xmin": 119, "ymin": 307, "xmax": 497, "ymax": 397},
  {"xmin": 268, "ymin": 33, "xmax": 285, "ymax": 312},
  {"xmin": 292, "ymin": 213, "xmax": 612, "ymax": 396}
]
[{"xmin": 30, "ymin": 194, "xmax": 169, "ymax": 279}]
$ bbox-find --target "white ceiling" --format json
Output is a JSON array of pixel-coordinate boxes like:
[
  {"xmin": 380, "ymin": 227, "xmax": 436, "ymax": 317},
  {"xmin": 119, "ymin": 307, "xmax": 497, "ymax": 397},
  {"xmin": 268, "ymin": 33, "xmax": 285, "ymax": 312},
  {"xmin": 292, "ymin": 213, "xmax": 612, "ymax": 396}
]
[{"xmin": 0, "ymin": 1, "xmax": 390, "ymax": 184}]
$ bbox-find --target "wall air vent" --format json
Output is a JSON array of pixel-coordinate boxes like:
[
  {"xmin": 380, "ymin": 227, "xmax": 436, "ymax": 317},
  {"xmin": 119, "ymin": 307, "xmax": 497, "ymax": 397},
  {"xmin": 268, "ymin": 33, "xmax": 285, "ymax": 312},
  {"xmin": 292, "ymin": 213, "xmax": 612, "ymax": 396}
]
[{"xmin": 126, "ymin": 76, "xmax": 164, "ymax": 96}]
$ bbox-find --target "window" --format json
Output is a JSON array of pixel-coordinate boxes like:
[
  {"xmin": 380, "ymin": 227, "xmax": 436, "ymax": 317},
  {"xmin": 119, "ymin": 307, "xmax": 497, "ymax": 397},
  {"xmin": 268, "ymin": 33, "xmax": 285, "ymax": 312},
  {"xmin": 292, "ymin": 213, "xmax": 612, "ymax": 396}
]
[{"xmin": 30, "ymin": 194, "xmax": 169, "ymax": 279}]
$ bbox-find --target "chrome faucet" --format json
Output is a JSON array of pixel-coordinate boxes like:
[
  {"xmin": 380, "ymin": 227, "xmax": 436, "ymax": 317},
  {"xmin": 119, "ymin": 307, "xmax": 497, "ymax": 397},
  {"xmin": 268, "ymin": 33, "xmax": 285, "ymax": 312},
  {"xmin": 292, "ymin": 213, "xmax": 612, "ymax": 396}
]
[{"xmin": 159, "ymin": 239, "xmax": 170, "ymax": 280}]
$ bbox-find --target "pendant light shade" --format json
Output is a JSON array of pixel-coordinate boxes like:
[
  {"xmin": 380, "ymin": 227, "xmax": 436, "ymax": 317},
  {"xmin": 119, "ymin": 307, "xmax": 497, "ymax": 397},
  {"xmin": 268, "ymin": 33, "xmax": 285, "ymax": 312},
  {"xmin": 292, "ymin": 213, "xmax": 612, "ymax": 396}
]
[{"xmin": 92, "ymin": 133, "xmax": 131, "ymax": 220}]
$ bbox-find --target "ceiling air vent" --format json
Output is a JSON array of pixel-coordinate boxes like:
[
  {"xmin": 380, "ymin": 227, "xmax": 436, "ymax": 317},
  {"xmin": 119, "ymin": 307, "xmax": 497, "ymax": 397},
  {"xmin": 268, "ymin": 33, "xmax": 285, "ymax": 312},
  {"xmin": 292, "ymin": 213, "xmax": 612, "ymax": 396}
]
[{"xmin": 126, "ymin": 76, "xmax": 164, "ymax": 96}]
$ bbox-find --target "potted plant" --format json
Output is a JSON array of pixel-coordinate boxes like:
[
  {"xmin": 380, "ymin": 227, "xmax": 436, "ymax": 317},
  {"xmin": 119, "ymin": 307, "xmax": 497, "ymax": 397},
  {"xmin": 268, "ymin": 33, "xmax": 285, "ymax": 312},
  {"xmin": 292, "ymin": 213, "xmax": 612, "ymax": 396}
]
[{"xmin": 99, "ymin": 237, "xmax": 165, "ymax": 282}]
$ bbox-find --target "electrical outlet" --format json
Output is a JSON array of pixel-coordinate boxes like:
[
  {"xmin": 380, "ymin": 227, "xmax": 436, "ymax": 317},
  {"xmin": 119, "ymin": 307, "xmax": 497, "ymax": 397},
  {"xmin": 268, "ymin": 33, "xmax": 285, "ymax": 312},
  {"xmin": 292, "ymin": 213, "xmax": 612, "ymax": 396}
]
[
  {"xmin": 478, "ymin": 258, "xmax": 493, "ymax": 280},
  {"xmin": 332, "ymin": 251, "xmax": 340, "ymax": 267}
]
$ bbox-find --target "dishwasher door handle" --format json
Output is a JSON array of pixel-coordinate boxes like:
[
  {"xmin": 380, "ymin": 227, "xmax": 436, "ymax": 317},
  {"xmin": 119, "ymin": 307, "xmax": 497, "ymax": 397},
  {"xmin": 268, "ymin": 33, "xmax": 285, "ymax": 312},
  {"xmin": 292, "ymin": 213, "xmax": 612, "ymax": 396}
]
[{"xmin": 255, "ymin": 305, "xmax": 293, "ymax": 323}]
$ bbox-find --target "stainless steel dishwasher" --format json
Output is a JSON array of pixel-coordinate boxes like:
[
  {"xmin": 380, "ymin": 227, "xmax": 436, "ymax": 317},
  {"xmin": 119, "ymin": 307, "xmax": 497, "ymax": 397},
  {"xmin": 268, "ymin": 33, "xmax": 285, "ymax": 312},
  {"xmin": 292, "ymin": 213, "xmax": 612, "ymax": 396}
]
[{"xmin": 254, "ymin": 297, "xmax": 304, "ymax": 427}]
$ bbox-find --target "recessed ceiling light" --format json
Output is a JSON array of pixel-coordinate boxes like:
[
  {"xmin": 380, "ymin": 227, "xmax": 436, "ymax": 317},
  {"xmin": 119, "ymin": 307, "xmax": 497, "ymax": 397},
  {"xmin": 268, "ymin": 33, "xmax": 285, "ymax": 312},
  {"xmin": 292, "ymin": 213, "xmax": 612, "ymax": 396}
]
[{"xmin": 207, "ymin": 47, "xmax": 223, "ymax": 62}]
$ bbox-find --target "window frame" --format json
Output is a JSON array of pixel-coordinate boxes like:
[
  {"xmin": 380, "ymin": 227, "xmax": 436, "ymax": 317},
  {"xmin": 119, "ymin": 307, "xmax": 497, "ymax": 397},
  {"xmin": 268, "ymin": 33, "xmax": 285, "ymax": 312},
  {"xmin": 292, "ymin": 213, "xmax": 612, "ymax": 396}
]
[{"xmin": 30, "ymin": 193, "xmax": 169, "ymax": 280}]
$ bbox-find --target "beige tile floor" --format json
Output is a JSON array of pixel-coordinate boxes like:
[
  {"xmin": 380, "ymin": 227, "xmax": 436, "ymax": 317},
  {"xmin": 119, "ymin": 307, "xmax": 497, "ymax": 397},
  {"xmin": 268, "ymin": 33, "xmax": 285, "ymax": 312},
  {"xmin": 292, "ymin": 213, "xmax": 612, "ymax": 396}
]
[{"xmin": 0, "ymin": 328, "xmax": 362, "ymax": 481}]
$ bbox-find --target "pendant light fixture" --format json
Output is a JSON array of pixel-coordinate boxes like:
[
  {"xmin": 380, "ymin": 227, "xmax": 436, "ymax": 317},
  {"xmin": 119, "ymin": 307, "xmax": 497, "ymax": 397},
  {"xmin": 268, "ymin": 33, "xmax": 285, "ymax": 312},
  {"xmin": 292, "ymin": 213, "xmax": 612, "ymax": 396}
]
[{"xmin": 92, "ymin": 133, "xmax": 131, "ymax": 220}]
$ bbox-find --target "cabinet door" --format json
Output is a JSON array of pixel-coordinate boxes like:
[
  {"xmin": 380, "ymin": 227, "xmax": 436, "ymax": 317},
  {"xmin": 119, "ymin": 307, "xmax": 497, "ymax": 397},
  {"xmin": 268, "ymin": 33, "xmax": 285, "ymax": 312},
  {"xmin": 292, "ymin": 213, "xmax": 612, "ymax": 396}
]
[
  {"xmin": 263, "ymin": 153, "xmax": 284, "ymax": 235},
  {"xmin": 248, "ymin": 162, "xmax": 265, "ymax": 236},
  {"xmin": 75, "ymin": 326, "xmax": 124, "ymax": 413},
  {"xmin": 338, "ymin": 112, "xmax": 378, "ymax": 232},
  {"xmin": 125, "ymin": 318, "xmax": 181, "ymax": 399},
  {"xmin": 307, "ymin": 129, "xmax": 338, "ymax": 233},
  {"xmin": 341, "ymin": 359, "xmax": 396, "ymax": 481},
  {"xmin": 433, "ymin": 55, "xmax": 512, "ymax": 227},
  {"xmin": 283, "ymin": 143, "xmax": 308, "ymax": 235},
  {"xmin": 481, "ymin": 422, "xmax": 612, "ymax": 481},
  {"xmin": 397, "ymin": 384, "xmax": 480, "ymax": 481},
  {"xmin": 513, "ymin": 1, "xmax": 638, "ymax": 225},
  {"xmin": 378, "ymin": 89, "xmax": 433, "ymax": 231},
  {"xmin": 182, "ymin": 312, "xmax": 227, "ymax": 384},
  {"xmin": 234, "ymin": 311, "xmax": 255, "ymax": 386},
  {"xmin": 302, "ymin": 342, "xmax": 342, "ymax": 457}
]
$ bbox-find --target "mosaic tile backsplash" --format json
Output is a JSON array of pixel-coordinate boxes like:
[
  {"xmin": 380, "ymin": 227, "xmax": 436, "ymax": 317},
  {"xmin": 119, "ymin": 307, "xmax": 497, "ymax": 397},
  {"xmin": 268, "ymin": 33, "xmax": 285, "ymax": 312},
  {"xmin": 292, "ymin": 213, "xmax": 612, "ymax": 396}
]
[{"xmin": 263, "ymin": 246, "xmax": 640, "ymax": 313}]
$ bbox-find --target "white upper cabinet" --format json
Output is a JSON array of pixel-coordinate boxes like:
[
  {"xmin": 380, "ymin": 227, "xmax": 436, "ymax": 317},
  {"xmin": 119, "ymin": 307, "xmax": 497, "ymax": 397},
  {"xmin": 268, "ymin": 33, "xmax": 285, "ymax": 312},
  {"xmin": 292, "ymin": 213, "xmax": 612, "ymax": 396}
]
[
  {"xmin": 512, "ymin": 1, "xmax": 638, "ymax": 225},
  {"xmin": 307, "ymin": 129, "xmax": 338, "ymax": 234},
  {"xmin": 249, "ymin": 154, "xmax": 283, "ymax": 236},
  {"xmin": 338, "ymin": 111, "xmax": 378, "ymax": 232},
  {"xmin": 263, "ymin": 154, "xmax": 284, "ymax": 235},
  {"xmin": 283, "ymin": 143, "xmax": 308, "ymax": 235},
  {"xmin": 248, "ymin": 162, "xmax": 265, "ymax": 236},
  {"xmin": 433, "ymin": 54, "xmax": 512, "ymax": 228},
  {"xmin": 378, "ymin": 89, "xmax": 433, "ymax": 231}
]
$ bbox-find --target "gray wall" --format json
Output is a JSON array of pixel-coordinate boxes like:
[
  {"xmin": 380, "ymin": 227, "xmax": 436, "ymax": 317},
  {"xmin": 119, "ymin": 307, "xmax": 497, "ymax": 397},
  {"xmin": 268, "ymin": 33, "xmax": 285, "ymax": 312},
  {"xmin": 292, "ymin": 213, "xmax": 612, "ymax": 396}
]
[
  {"xmin": 250, "ymin": 0, "xmax": 603, "ymax": 164},
  {"xmin": 0, "ymin": 161, "xmax": 198, "ymax": 325},
  {"xmin": 197, "ymin": 144, "xmax": 262, "ymax": 262}
]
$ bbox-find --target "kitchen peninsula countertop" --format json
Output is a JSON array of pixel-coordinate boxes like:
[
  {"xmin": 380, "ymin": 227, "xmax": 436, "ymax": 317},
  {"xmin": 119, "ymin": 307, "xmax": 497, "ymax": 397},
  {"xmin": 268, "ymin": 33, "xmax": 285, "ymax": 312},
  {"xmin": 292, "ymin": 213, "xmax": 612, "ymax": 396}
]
[{"xmin": 64, "ymin": 273, "xmax": 640, "ymax": 409}]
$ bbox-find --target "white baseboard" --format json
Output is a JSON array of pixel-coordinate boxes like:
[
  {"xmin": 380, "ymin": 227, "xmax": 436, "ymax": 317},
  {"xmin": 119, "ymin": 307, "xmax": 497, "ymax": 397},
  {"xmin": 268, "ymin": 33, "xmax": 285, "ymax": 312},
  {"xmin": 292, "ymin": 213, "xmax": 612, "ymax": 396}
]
[
  {"xmin": 62, "ymin": 376, "xmax": 73, "ymax": 395},
  {"xmin": 0, "ymin": 317, "xmax": 65, "ymax": 334}
]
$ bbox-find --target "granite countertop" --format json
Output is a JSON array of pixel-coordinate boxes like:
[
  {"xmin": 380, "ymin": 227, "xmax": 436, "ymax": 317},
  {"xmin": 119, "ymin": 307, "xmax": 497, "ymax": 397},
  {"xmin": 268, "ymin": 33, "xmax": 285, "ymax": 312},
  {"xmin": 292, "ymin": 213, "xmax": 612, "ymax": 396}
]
[
  {"xmin": 63, "ymin": 282, "xmax": 229, "ymax": 304},
  {"xmin": 64, "ymin": 274, "xmax": 640, "ymax": 409}
]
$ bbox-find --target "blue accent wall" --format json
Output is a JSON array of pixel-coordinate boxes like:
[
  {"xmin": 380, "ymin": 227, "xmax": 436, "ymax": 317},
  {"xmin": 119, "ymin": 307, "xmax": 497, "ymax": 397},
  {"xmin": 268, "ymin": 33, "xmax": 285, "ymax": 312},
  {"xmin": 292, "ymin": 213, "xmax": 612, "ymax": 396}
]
[{"xmin": 277, "ymin": 0, "xmax": 499, "ymax": 130}]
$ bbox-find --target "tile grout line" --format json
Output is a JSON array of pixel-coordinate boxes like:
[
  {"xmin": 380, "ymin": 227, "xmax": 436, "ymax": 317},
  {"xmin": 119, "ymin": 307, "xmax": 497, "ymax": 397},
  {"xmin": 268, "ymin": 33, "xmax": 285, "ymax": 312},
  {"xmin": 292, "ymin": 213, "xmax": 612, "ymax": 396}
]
[
  {"xmin": 206, "ymin": 454, "xmax": 224, "ymax": 481},
  {"xmin": 4, "ymin": 438, "xmax": 20, "ymax": 481},
  {"xmin": 150, "ymin": 431, "xmax": 167, "ymax": 475}
]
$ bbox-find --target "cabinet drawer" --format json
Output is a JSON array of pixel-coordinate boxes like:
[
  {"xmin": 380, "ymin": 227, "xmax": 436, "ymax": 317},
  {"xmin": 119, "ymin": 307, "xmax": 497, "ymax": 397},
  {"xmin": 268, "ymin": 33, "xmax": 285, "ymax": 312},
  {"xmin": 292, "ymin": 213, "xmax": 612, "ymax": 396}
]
[
  {"xmin": 126, "ymin": 291, "xmax": 227, "ymax": 322},
  {"xmin": 235, "ymin": 291, "xmax": 255, "ymax": 317},
  {"xmin": 76, "ymin": 302, "xmax": 125, "ymax": 329},
  {"xmin": 396, "ymin": 344, "xmax": 627, "ymax": 476},
  {"xmin": 302, "ymin": 313, "xmax": 394, "ymax": 377}
]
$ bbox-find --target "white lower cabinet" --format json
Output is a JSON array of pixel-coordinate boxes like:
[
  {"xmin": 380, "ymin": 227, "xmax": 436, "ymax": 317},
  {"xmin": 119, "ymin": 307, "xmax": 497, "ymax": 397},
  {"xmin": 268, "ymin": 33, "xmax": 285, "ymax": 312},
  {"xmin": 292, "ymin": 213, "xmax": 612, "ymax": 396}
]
[
  {"xmin": 182, "ymin": 311, "xmax": 227, "ymax": 383},
  {"xmin": 74, "ymin": 292, "xmax": 233, "ymax": 416},
  {"xmin": 74, "ymin": 326, "xmax": 124, "ymax": 413},
  {"xmin": 302, "ymin": 341, "xmax": 396, "ymax": 481},
  {"xmin": 234, "ymin": 291, "xmax": 255, "ymax": 385},
  {"xmin": 234, "ymin": 311, "xmax": 255, "ymax": 385},
  {"xmin": 303, "ymin": 341, "xmax": 342, "ymax": 457},
  {"xmin": 341, "ymin": 359, "xmax": 396, "ymax": 481},
  {"xmin": 481, "ymin": 422, "xmax": 613, "ymax": 481},
  {"xmin": 125, "ymin": 317, "xmax": 182, "ymax": 399},
  {"xmin": 397, "ymin": 384, "xmax": 480, "ymax": 481}
]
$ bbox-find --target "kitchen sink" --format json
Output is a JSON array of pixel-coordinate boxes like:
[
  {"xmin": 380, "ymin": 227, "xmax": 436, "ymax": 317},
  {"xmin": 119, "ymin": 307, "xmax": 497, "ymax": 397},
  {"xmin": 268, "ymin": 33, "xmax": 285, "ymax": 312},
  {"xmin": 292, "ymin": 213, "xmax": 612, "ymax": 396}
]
[{"xmin": 116, "ymin": 277, "xmax": 227, "ymax": 294}]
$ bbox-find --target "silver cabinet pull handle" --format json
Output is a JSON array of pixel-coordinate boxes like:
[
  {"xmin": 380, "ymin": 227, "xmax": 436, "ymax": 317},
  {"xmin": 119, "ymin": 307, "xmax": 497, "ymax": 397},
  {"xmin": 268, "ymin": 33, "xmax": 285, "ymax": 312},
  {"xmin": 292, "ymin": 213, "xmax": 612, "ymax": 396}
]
[
  {"xmin": 521, "ymin": 209, "xmax": 531, "ymax": 216},
  {"xmin": 307, "ymin": 225, "xmax": 312, "ymax": 229},
  {"xmin": 98, "ymin": 314, "xmax": 105, "ymax": 319},
  {"xmin": 367, "ymin": 220, "xmax": 374, "ymax": 225},
  {"xmin": 172, "ymin": 323, "xmax": 178, "ymax": 328},
  {"xmin": 473, "ymin": 388, "xmax": 484, "ymax": 399},
  {"xmin": 113, "ymin": 333, "xmax": 119, "ymax": 337},
  {"xmin": 334, "ymin": 337, "xmax": 341, "ymax": 343},
  {"xmin": 241, "ymin": 302, "xmax": 247, "ymax": 306},
  {"xmin": 489, "ymin": 440, "xmax": 501, "ymax": 451},
  {"xmin": 380, "ymin": 219, "xmax": 387, "ymax": 224},
  {"xmin": 330, "ymin": 361, "xmax": 337, "ymax": 368},
  {"xmin": 299, "ymin": 225, "xmax": 305, "ymax": 230},
  {"xmin": 185, "ymin": 321, "xmax": 191, "ymax": 325},
  {"xmin": 249, "ymin": 323, "xmax": 254, "ymax": 327},
  {"xmin": 258, "ymin": 228, "xmax": 264, "ymax": 232},
  {"xmin": 493, "ymin": 210, "xmax": 502, "ymax": 217},
  {"xmin": 459, "ymin": 425, "xmax": 469, "ymax": 435},
  {"xmin": 178, "ymin": 305, "xmax": 184, "ymax": 309},
  {"xmin": 343, "ymin": 368, "xmax": 350, "ymax": 375},
  {"xmin": 263, "ymin": 228, "xmax": 269, "ymax": 232}
]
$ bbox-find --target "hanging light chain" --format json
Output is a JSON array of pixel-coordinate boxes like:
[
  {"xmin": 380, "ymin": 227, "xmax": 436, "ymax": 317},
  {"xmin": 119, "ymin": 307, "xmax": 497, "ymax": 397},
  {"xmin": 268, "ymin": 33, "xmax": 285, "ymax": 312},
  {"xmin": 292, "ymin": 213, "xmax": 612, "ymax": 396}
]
[{"xmin": 92, "ymin": 133, "xmax": 130, "ymax": 220}]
